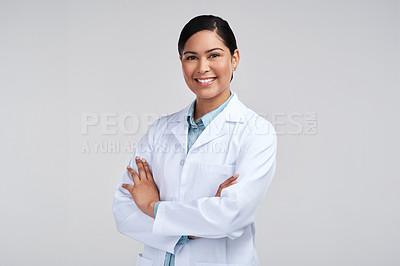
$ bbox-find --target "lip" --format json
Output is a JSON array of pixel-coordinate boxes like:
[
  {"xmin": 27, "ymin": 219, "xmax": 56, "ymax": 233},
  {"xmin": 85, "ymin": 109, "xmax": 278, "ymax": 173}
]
[
  {"xmin": 195, "ymin": 77, "xmax": 216, "ymax": 80},
  {"xmin": 195, "ymin": 77, "xmax": 217, "ymax": 86}
]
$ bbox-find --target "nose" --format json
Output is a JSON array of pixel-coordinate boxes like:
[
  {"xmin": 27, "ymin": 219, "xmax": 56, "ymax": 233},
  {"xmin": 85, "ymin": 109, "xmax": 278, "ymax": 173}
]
[{"xmin": 197, "ymin": 57, "xmax": 210, "ymax": 74}]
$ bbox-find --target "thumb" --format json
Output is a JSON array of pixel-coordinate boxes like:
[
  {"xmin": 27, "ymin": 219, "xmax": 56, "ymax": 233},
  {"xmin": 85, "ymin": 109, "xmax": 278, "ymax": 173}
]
[{"xmin": 122, "ymin": 183, "xmax": 134, "ymax": 193}]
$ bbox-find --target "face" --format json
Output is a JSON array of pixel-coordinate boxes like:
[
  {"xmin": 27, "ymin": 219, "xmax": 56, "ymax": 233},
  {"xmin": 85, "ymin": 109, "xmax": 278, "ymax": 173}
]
[{"xmin": 179, "ymin": 30, "xmax": 239, "ymax": 103}]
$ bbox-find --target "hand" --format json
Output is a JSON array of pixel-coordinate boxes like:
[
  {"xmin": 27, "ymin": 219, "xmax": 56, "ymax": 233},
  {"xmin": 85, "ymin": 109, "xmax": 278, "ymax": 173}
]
[
  {"xmin": 188, "ymin": 173, "xmax": 239, "ymax": 239},
  {"xmin": 215, "ymin": 173, "xmax": 239, "ymax": 197},
  {"xmin": 122, "ymin": 156, "xmax": 160, "ymax": 218}
]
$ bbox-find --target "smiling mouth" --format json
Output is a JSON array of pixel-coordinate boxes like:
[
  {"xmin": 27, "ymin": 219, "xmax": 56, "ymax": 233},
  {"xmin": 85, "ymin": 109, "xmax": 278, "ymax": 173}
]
[{"xmin": 195, "ymin": 77, "xmax": 217, "ymax": 86}]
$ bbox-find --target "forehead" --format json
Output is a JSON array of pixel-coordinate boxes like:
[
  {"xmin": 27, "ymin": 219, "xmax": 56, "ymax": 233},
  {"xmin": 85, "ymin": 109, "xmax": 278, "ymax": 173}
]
[{"xmin": 183, "ymin": 30, "xmax": 228, "ymax": 52}]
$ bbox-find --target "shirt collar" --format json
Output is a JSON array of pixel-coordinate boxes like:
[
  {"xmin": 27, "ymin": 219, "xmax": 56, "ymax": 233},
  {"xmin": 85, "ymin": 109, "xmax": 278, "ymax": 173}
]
[{"xmin": 186, "ymin": 91, "xmax": 235, "ymax": 128}]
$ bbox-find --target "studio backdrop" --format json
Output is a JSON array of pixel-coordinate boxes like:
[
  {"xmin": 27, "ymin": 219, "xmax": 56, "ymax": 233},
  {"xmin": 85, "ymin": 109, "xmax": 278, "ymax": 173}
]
[{"xmin": 0, "ymin": 0, "xmax": 399, "ymax": 265}]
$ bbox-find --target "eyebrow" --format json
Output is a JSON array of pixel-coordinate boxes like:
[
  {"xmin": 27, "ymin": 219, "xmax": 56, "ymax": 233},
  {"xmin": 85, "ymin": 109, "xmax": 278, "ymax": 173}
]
[{"xmin": 183, "ymin": 47, "xmax": 224, "ymax": 55}]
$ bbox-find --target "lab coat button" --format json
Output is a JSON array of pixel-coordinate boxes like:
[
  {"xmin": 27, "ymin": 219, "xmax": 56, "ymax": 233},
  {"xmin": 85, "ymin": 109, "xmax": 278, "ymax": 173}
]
[{"xmin": 180, "ymin": 159, "xmax": 185, "ymax": 166}]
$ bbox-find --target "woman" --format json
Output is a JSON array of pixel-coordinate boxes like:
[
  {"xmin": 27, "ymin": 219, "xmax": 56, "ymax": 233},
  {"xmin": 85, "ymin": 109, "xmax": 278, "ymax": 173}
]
[{"xmin": 113, "ymin": 15, "xmax": 277, "ymax": 266}]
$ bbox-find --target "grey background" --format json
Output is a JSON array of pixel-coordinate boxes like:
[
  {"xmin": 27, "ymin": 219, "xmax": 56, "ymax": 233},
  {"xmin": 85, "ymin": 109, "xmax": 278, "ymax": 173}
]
[{"xmin": 1, "ymin": 0, "xmax": 399, "ymax": 265}]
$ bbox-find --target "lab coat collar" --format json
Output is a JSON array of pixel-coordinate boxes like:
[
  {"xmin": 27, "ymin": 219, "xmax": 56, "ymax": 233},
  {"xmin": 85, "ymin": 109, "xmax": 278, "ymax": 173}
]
[
  {"xmin": 167, "ymin": 91, "xmax": 245, "ymax": 124},
  {"xmin": 165, "ymin": 90, "xmax": 246, "ymax": 153}
]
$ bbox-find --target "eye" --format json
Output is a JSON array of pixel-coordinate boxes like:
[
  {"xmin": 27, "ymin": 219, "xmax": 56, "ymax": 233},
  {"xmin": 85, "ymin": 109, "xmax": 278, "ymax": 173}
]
[
  {"xmin": 186, "ymin": 56, "xmax": 197, "ymax": 60},
  {"xmin": 209, "ymin": 54, "xmax": 220, "ymax": 58}
]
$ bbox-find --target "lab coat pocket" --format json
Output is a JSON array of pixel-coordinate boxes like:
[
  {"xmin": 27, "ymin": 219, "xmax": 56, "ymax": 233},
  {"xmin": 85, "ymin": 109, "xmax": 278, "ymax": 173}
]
[
  {"xmin": 195, "ymin": 163, "xmax": 236, "ymax": 198},
  {"xmin": 136, "ymin": 253, "xmax": 153, "ymax": 266}
]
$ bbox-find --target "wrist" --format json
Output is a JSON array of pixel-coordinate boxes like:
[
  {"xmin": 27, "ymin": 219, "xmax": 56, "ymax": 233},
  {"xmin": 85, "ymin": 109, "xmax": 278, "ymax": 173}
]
[{"xmin": 148, "ymin": 201, "xmax": 157, "ymax": 218}]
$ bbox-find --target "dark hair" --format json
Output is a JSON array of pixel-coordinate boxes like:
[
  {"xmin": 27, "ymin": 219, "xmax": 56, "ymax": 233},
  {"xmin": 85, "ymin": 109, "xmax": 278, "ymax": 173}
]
[{"xmin": 178, "ymin": 15, "xmax": 238, "ymax": 81}]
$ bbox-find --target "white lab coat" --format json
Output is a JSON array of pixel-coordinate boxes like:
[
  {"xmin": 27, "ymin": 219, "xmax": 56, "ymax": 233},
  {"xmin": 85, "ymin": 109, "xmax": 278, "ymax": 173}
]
[{"xmin": 113, "ymin": 91, "xmax": 277, "ymax": 266}]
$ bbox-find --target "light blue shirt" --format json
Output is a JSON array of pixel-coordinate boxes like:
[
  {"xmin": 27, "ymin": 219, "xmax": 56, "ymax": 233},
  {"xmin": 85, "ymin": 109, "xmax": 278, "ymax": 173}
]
[
  {"xmin": 154, "ymin": 91, "xmax": 234, "ymax": 266},
  {"xmin": 186, "ymin": 91, "xmax": 234, "ymax": 152}
]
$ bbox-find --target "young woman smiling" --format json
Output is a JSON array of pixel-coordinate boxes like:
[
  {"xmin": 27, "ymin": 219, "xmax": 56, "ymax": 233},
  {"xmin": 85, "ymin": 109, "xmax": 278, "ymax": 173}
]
[
  {"xmin": 179, "ymin": 29, "xmax": 239, "ymax": 121},
  {"xmin": 113, "ymin": 15, "xmax": 277, "ymax": 266}
]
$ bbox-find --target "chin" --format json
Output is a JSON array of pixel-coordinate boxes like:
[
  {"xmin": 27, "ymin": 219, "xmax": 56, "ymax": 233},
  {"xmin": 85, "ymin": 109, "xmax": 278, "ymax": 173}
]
[{"xmin": 192, "ymin": 87, "xmax": 227, "ymax": 100}]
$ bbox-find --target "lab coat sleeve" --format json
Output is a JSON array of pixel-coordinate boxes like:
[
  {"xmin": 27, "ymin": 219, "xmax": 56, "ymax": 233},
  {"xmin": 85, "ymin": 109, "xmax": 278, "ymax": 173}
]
[
  {"xmin": 152, "ymin": 120, "xmax": 277, "ymax": 240},
  {"xmin": 112, "ymin": 121, "xmax": 182, "ymax": 254}
]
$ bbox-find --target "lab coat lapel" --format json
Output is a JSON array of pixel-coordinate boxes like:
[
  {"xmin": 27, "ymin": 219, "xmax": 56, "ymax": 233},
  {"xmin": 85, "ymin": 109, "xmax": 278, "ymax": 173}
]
[
  {"xmin": 190, "ymin": 92, "xmax": 245, "ymax": 151},
  {"xmin": 190, "ymin": 112, "xmax": 229, "ymax": 151},
  {"xmin": 166, "ymin": 92, "xmax": 245, "ymax": 153},
  {"xmin": 166, "ymin": 104, "xmax": 190, "ymax": 154}
]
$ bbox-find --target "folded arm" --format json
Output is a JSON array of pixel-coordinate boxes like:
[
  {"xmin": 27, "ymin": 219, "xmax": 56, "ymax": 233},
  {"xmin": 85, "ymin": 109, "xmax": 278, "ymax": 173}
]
[
  {"xmin": 112, "ymin": 125, "xmax": 182, "ymax": 254},
  {"xmin": 152, "ymin": 126, "xmax": 277, "ymax": 240}
]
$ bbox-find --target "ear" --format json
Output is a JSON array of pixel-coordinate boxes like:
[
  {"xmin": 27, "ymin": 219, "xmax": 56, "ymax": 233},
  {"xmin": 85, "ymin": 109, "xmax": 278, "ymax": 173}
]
[
  {"xmin": 179, "ymin": 55, "xmax": 182, "ymax": 63},
  {"xmin": 232, "ymin": 49, "xmax": 240, "ymax": 69}
]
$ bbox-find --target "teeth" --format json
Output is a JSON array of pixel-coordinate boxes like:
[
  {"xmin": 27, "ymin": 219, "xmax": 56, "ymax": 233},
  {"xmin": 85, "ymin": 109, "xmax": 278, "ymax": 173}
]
[{"xmin": 197, "ymin": 78, "xmax": 215, "ymax": 83}]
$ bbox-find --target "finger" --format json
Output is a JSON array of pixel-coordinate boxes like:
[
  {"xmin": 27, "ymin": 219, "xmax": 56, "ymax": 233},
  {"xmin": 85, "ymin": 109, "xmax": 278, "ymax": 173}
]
[
  {"xmin": 220, "ymin": 174, "xmax": 239, "ymax": 187},
  {"xmin": 127, "ymin": 166, "xmax": 140, "ymax": 184},
  {"xmin": 215, "ymin": 185, "xmax": 223, "ymax": 197},
  {"xmin": 135, "ymin": 156, "xmax": 147, "ymax": 181},
  {"xmin": 141, "ymin": 158, "xmax": 153, "ymax": 182},
  {"xmin": 122, "ymin": 183, "xmax": 134, "ymax": 194},
  {"xmin": 225, "ymin": 174, "xmax": 239, "ymax": 183},
  {"xmin": 218, "ymin": 182, "xmax": 230, "ymax": 192},
  {"xmin": 218, "ymin": 182, "xmax": 236, "ymax": 191},
  {"xmin": 226, "ymin": 174, "xmax": 239, "ymax": 184},
  {"xmin": 223, "ymin": 181, "xmax": 238, "ymax": 188},
  {"xmin": 216, "ymin": 178, "xmax": 238, "ymax": 197},
  {"xmin": 221, "ymin": 178, "xmax": 237, "ymax": 187}
]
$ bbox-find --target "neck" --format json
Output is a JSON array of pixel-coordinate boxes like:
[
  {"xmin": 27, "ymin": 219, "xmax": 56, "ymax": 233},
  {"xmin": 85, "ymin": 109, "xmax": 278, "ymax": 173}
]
[{"xmin": 194, "ymin": 90, "xmax": 231, "ymax": 121}]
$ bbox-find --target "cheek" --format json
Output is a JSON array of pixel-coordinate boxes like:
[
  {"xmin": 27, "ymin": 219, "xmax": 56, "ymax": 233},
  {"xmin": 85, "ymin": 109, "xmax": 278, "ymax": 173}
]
[
  {"xmin": 213, "ymin": 61, "xmax": 231, "ymax": 76},
  {"xmin": 182, "ymin": 64, "xmax": 194, "ymax": 79}
]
